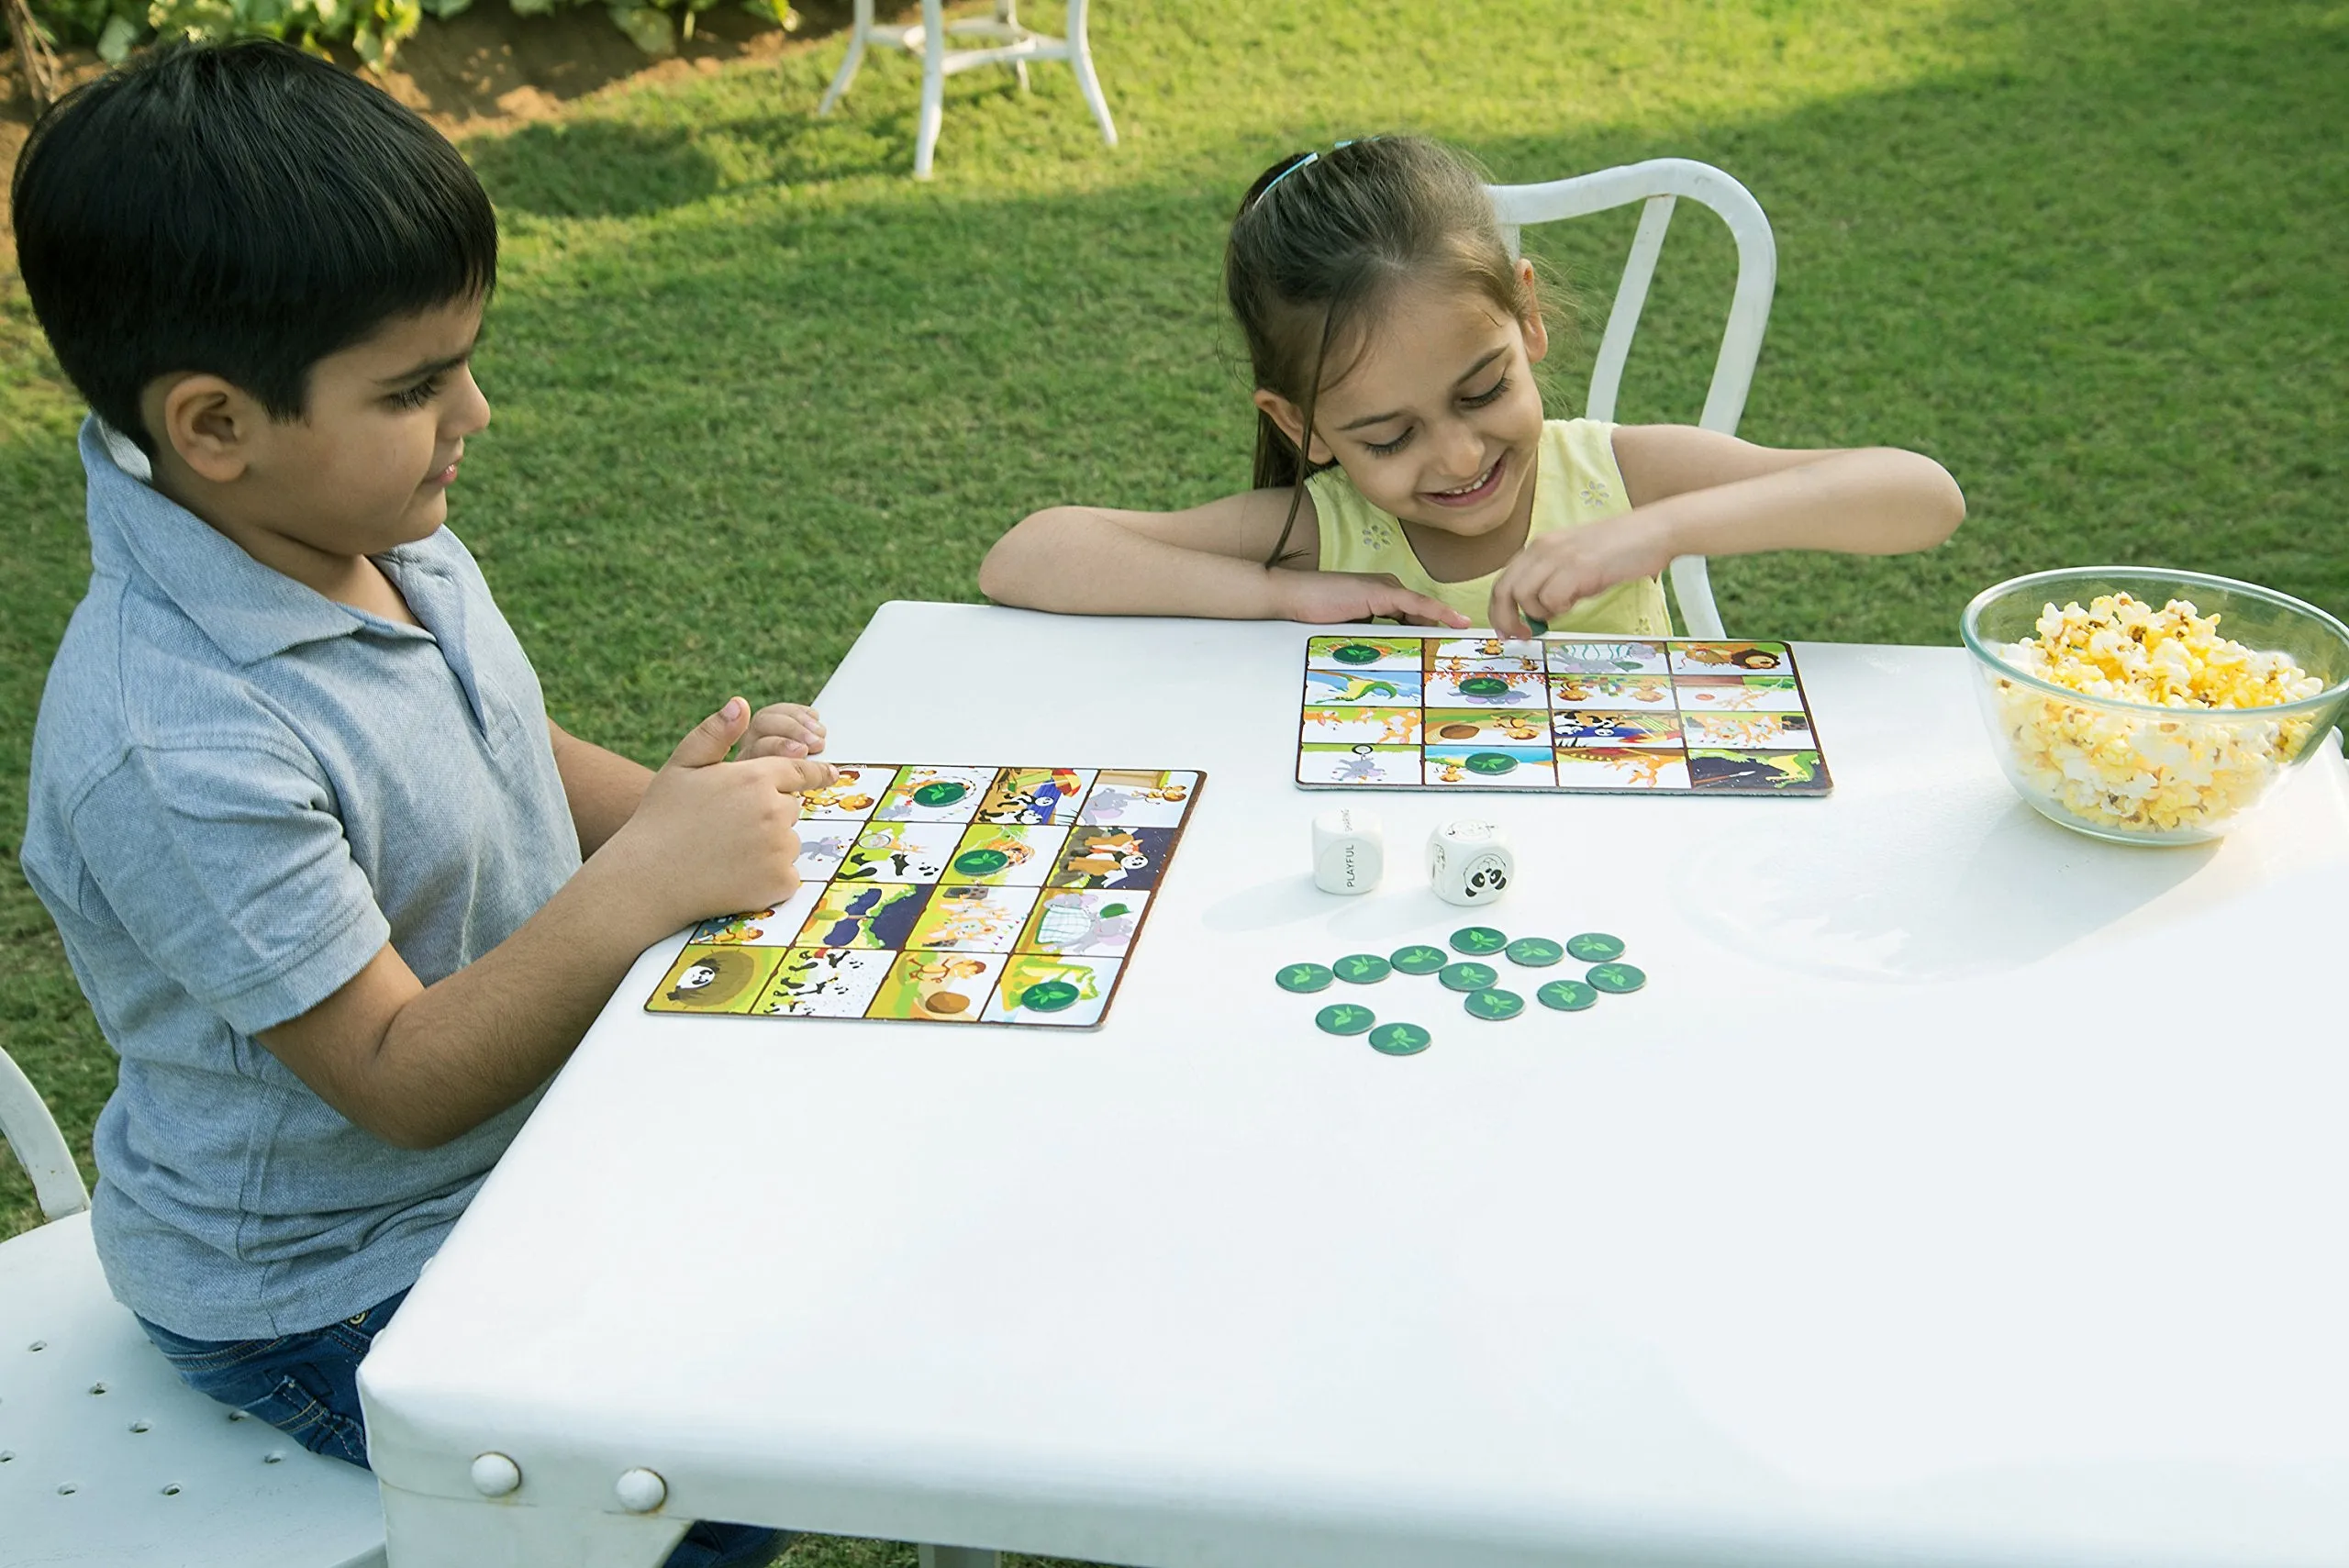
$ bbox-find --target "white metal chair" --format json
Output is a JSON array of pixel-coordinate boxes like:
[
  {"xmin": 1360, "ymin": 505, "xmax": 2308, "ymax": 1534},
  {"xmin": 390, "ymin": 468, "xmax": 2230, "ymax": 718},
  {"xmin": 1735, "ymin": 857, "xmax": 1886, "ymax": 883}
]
[
  {"xmin": 1486, "ymin": 158, "xmax": 1778, "ymax": 639},
  {"xmin": 817, "ymin": 0, "xmax": 1118, "ymax": 180},
  {"xmin": 0, "ymin": 1044, "xmax": 387, "ymax": 1568}
]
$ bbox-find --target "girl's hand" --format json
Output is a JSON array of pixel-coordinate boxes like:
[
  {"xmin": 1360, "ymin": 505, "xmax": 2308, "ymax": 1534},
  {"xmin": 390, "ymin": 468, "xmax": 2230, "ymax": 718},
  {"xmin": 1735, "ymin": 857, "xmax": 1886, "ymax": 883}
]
[
  {"xmin": 1486, "ymin": 513, "xmax": 1675, "ymax": 638},
  {"xmin": 1270, "ymin": 568, "xmax": 1472, "ymax": 628},
  {"xmin": 740, "ymin": 702, "xmax": 828, "ymax": 761}
]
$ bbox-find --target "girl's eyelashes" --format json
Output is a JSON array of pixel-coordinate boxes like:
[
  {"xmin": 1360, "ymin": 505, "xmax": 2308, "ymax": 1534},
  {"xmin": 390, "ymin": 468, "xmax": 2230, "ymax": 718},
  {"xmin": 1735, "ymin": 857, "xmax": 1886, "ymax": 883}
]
[
  {"xmin": 387, "ymin": 376, "xmax": 443, "ymax": 411},
  {"xmin": 1357, "ymin": 376, "xmax": 1513, "ymax": 457},
  {"xmin": 1462, "ymin": 374, "xmax": 1510, "ymax": 408}
]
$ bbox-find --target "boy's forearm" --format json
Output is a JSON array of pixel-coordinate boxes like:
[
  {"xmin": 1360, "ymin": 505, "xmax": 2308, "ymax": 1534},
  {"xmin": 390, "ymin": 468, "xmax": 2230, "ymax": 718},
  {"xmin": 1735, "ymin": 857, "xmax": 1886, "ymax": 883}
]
[
  {"xmin": 1650, "ymin": 448, "xmax": 1965, "ymax": 562},
  {"xmin": 351, "ymin": 850, "xmax": 683, "ymax": 1149},
  {"xmin": 269, "ymin": 710, "xmax": 818, "ymax": 1150},
  {"xmin": 548, "ymin": 720, "xmax": 655, "ymax": 855},
  {"xmin": 981, "ymin": 510, "xmax": 1286, "ymax": 619}
]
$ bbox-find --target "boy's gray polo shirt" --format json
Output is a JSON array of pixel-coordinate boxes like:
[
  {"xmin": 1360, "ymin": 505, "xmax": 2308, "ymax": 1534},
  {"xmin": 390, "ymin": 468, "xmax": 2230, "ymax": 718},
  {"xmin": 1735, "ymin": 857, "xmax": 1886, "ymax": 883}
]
[{"xmin": 19, "ymin": 420, "xmax": 582, "ymax": 1339}]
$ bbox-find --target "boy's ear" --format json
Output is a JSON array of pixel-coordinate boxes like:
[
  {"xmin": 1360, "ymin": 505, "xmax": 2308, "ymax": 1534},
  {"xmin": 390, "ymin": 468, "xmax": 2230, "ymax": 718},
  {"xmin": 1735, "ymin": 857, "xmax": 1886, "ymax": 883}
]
[
  {"xmin": 1516, "ymin": 258, "xmax": 1550, "ymax": 367},
  {"xmin": 146, "ymin": 373, "xmax": 263, "ymax": 485},
  {"xmin": 1252, "ymin": 387, "xmax": 1335, "ymax": 466}
]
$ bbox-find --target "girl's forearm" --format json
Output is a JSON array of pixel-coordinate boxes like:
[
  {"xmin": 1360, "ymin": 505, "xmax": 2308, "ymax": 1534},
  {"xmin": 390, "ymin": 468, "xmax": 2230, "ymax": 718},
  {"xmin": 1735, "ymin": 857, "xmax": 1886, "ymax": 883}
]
[
  {"xmin": 1648, "ymin": 448, "xmax": 1965, "ymax": 563},
  {"xmin": 980, "ymin": 507, "xmax": 1286, "ymax": 619}
]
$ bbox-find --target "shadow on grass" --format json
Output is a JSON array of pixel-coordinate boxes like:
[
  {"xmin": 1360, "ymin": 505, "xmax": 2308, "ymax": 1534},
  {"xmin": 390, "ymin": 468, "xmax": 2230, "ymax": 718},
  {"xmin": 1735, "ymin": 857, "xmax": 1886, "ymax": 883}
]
[
  {"xmin": 469, "ymin": 93, "xmax": 938, "ymax": 211},
  {"xmin": 473, "ymin": 83, "xmax": 1085, "ymax": 210},
  {"xmin": 472, "ymin": 120, "xmax": 727, "ymax": 217}
]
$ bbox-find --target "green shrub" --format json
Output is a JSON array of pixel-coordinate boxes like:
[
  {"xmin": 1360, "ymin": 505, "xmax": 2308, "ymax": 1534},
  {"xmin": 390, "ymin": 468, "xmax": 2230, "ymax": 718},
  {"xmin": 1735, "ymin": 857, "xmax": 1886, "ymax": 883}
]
[{"xmin": 10, "ymin": 0, "xmax": 796, "ymax": 71}]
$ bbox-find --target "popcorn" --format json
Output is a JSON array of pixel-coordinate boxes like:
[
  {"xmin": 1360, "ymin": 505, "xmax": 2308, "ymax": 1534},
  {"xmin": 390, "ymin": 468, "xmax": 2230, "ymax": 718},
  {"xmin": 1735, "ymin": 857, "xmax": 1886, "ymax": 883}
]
[{"xmin": 1987, "ymin": 593, "xmax": 2324, "ymax": 837}]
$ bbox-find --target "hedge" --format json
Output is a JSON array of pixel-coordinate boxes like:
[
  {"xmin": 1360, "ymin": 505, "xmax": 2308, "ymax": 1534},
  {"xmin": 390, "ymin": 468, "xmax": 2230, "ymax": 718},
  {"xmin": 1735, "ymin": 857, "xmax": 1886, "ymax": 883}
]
[{"xmin": 8, "ymin": 0, "xmax": 797, "ymax": 72}]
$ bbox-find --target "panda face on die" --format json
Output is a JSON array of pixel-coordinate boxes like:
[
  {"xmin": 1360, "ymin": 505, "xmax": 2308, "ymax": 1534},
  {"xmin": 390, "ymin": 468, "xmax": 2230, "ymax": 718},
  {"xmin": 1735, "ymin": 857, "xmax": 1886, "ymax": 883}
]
[
  {"xmin": 1427, "ymin": 821, "xmax": 1515, "ymax": 907},
  {"xmin": 1459, "ymin": 852, "xmax": 1508, "ymax": 901}
]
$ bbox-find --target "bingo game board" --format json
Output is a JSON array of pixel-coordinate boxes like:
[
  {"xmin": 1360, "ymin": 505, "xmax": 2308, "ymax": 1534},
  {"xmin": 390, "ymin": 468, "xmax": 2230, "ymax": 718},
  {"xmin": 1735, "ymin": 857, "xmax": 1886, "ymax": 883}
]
[
  {"xmin": 647, "ymin": 765, "xmax": 1202, "ymax": 1029},
  {"xmin": 1298, "ymin": 634, "xmax": 1831, "ymax": 795}
]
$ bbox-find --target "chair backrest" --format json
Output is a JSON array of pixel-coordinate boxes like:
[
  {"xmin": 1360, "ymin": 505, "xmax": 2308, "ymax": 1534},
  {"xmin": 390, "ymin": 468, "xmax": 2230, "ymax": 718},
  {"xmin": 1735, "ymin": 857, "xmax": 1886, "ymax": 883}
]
[
  {"xmin": 1486, "ymin": 158, "xmax": 1777, "ymax": 639},
  {"xmin": 1, "ymin": 1040, "xmax": 88, "ymax": 1221}
]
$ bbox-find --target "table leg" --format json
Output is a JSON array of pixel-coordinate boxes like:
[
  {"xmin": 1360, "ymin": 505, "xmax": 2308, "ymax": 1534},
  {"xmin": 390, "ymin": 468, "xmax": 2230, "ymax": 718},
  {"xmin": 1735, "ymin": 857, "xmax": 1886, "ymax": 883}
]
[
  {"xmin": 917, "ymin": 1547, "xmax": 1003, "ymax": 1568},
  {"xmin": 1065, "ymin": 0, "xmax": 1119, "ymax": 147},
  {"xmin": 381, "ymin": 1478, "xmax": 689, "ymax": 1568},
  {"xmin": 914, "ymin": 0, "xmax": 948, "ymax": 178},
  {"xmin": 999, "ymin": 0, "xmax": 1030, "ymax": 90},
  {"xmin": 816, "ymin": 0, "xmax": 873, "ymax": 116}
]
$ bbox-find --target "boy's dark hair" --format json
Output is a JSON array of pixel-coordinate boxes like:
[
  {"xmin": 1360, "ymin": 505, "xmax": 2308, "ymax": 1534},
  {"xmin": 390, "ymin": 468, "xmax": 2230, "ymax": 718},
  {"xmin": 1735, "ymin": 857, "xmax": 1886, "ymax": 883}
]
[
  {"xmin": 10, "ymin": 39, "xmax": 496, "ymax": 455},
  {"xmin": 1226, "ymin": 136, "xmax": 1553, "ymax": 565}
]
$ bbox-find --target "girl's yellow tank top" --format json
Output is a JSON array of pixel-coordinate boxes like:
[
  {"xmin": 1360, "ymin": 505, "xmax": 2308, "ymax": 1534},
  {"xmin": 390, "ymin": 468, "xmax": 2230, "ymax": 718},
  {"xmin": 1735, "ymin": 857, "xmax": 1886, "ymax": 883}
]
[{"xmin": 1307, "ymin": 417, "xmax": 1671, "ymax": 634}]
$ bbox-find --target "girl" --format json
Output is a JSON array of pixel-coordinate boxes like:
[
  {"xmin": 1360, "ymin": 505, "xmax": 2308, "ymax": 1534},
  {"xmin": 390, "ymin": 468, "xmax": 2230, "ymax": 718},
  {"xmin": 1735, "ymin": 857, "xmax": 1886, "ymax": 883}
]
[{"xmin": 980, "ymin": 137, "xmax": 1965, "ymax": 637}]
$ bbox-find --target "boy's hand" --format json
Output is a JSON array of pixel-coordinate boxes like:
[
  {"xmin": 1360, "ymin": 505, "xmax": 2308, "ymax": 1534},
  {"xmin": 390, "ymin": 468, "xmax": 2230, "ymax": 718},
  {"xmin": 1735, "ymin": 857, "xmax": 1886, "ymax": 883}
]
[
  {"xmin": 739, "ymin": 702, "xmax": 827, "ymax": 761},
  {"xmin": 1270, "ymin": 568, "xmax": 1472, "ymax": 628},
  {"xmin": 605, "ymin": 698, "xmax": 837, "ymax": 933},
  {"xmin": 1487, "ymin": 513, "xmax": 1675, "ymax": 639}
]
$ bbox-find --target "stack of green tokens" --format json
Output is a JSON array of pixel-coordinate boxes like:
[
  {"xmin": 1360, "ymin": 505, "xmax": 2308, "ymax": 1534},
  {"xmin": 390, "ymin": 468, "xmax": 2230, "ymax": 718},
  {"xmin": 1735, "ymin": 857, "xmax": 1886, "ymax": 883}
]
[{"xmin": 1275, "ymin": 923, "xmax": 1646, "ymax": 1053}]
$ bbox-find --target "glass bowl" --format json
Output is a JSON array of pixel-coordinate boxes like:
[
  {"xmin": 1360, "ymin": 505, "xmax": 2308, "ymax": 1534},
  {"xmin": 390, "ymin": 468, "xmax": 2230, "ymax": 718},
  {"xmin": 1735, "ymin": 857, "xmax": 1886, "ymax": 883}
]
[{"xmin": 1961, "ymin": 567, "xmax": 2349, "ymax": 845}]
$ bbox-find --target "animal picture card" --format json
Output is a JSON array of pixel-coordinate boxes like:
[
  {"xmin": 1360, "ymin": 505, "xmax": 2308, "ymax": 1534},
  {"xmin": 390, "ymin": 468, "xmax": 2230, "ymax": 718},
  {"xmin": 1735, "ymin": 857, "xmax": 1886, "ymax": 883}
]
[
  {"xmin": 1298, "ymin": 635, "xmax": 1831, "ymax": 795},
  {"xmin": 648, "ymin": 765, "xmax": 1204, "ymax": 1029}
]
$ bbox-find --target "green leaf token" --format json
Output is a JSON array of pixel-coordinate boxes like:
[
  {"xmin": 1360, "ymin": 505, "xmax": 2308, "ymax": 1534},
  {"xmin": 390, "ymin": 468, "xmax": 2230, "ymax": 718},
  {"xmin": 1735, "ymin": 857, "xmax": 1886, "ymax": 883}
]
[
  {"xmin": 1537, "ymin": 980, "xmax": 1599, "ymax": 1012},
  {"xmin": 1464, "ymin": 751, "xmax": 1518, "ymax": 775},
  {"xmin": 1523, "ymin": 616, "xmax": 1549, "ymax": 635},
  {"xmin": 1450, "ymin": 926, "xmax": 1508, "ymax": 955},
  {"xmin": 1586, "ymin": 962, "xmax": 1647, "ymax": 994},
  {"xmin": 1332, "ymin": 642, "xmax": 1384, "ymax": 665},
  {"xmin": 1389, "ymin": 943, "xmax": 1449, "ymax": 975},
  {"xmin": 1459, "ymin": 675, "xmax": 1511, "ymax": 697},
  {"xmin": 952, "ymin": 848, "xmax": 1010, "ymax": 875},
  {"xmin": 1316, "ymin": 1003, "xmax": 1377, "ymax": 1036},
  {"xmin": 1565, "ymin": 932, "xmax": 1626, "ymax": 962},
  {"xmin": 1463, "ymin": 987, "xmax": 1525, "ymax": 1021},
  {"xmin": 1504, "ymin": 937, "xmax": 1564, "ymax": 967},
  {"xmin": 1439, "ymin": 961, "xmax": 1498, "ymax": 993},
  {"xmin": 1332, "ymin": 952, "xmax": 1392, "ymax": 984},
  {"xmin": 1021, "ymin": 980, "xmax": 1080, "ymax": 1012},
  {"xmin": 1275, "ymin": 962, "xmax": 1335, "ymax": 994},
  {"xmin": 1368, "ymin": 1022, "xmax": 1432, "ymax": 1056},
  {"xmin": 911, "ymin": 781, "xmax": 969, "ymax": 807}
]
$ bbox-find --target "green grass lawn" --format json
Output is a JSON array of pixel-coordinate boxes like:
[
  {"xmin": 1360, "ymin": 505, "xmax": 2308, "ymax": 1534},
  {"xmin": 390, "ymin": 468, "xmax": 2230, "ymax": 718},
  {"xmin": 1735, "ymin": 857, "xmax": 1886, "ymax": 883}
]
[{"xmin": 2, "ymin": 3, "xmax": 2344, "ymax": 1555}]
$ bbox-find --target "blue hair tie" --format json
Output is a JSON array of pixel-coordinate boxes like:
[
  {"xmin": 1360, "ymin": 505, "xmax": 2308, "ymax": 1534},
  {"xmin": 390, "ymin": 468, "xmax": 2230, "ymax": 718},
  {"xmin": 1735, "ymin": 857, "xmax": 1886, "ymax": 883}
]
[
  {"xmin": 1257, "ymin": 150, "xmax": 1319, "ymax": 200},
  {"xmin": 1254, "ymin": 138, "xmax": 1372, "ymax": 204}
]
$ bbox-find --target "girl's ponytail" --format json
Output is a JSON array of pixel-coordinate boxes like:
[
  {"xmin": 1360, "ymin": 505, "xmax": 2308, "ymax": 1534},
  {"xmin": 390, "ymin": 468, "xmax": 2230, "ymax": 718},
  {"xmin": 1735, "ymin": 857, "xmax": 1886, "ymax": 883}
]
[{"xmin": 1252, "ymin": 306, "xmax": 1339, "ymax": 568}]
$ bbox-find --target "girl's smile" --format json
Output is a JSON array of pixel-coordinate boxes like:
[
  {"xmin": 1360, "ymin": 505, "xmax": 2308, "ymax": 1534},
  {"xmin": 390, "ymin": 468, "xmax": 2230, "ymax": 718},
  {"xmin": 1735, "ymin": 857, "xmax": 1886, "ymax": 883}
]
[{"xmin": 1419, "ymin": 452, "xmax": 1508, "ymax": 508}]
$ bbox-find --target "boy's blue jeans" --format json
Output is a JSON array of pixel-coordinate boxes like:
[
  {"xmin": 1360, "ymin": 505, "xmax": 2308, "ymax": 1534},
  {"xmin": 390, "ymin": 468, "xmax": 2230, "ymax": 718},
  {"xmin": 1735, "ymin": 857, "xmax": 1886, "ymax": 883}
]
[{"xmin": 137, "ymin": 1290, "xmax": 788, "ymax": 1568}]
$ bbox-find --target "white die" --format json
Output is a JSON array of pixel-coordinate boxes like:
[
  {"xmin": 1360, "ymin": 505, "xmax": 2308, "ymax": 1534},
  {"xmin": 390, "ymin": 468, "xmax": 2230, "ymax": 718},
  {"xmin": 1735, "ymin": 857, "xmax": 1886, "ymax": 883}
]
[
  {"xmin": 1426, "ymin": 819, "xmax": 1514, "ymax": 906},
  {"xmin": 1311, "ymin": 806, "xmax": 1384, "ymax": 895}
]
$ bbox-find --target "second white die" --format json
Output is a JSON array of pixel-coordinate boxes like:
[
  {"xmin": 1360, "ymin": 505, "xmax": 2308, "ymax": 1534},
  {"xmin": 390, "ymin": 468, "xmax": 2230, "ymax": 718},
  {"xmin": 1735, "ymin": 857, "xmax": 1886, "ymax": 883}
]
[{"xmin": 1427, "ymin": 819, "xmax": 1514, "ymax": 906}]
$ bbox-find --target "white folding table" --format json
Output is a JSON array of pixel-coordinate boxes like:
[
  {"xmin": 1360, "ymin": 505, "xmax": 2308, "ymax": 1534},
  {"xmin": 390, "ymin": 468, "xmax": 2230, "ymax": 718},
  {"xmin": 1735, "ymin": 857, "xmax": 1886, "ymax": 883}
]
[{"xmin": 360, "ymin": 601, "xmax": 2349, "ymax": 1568}]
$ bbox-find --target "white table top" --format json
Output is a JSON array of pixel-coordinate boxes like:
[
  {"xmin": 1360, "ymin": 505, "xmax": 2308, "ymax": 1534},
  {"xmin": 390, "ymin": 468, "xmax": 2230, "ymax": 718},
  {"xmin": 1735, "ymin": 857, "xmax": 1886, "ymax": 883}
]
[{"xmin": 361, "ymin": 603, "xmax": 2349, "ymax": 1568}]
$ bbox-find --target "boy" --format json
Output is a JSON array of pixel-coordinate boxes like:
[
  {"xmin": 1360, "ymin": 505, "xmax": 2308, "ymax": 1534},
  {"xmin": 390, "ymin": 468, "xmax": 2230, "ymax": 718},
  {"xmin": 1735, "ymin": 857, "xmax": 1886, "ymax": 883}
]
[{"xmin": 13, "ymin": 40, "xmax": 812, "ymax": 1566}]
